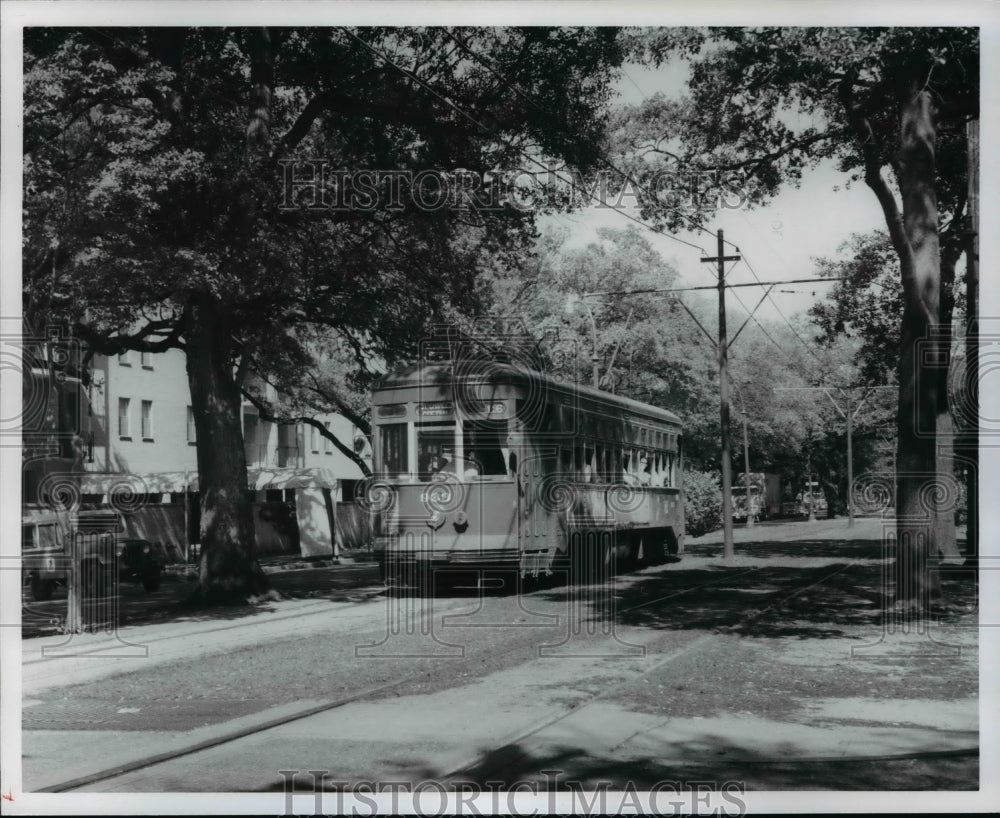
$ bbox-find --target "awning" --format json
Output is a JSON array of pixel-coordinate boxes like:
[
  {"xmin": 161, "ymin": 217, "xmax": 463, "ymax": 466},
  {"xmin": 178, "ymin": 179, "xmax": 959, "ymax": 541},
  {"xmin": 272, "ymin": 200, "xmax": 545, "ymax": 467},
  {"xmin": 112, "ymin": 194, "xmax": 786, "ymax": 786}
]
[
  {"xmin": 78, "ymin": 464, "xmax": 363, "ymax": 495},
  {"xmin": 79, "ymin": 471, "xmax": 198, "ymax": 494},
  {"xmin": 249, "ymin": 467, "xmax": 342, "ymax": 490}
]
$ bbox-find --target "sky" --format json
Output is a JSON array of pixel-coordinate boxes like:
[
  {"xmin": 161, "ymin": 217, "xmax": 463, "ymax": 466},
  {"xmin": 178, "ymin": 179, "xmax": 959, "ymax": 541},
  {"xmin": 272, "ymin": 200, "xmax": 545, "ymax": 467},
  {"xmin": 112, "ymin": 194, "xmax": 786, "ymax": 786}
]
[{"xmin": 543, "ymin": 56, "xmax": 894, "ymax": 329}]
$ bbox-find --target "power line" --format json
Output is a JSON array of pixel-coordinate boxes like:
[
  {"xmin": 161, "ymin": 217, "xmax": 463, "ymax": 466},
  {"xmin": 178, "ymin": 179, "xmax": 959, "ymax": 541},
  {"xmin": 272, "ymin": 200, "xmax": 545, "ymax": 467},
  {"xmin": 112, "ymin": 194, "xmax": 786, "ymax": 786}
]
[
  {"xmin": 737, "ymin": 249, "xmax": 832, "ymax": 369},
  {"xmin": 725, "ymin": 284, "xmax": 806, "ymax": 368},
  {"xmin": 346, "ymin": 27, "xmax": 848, "ymax": 364}
]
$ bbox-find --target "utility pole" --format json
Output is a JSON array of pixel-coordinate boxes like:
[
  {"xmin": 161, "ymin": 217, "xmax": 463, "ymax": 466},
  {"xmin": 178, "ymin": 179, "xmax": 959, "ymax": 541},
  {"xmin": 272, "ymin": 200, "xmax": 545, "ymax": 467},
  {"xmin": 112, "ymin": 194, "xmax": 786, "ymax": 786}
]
[
  {"xmin": 846, "ymin": 391, "xmax": 854, "ymax": 527},
  {"xmin": 702, "ymin": 230, "xmax": 741, "ymax": 559}
]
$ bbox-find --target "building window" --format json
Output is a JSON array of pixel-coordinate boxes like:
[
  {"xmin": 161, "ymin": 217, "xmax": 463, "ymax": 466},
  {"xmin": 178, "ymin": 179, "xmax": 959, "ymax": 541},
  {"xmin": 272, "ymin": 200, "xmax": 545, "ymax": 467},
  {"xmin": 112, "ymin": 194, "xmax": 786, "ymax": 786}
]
[
  {"xmin": 118, "ymin": 397, "xmax": 131, "ymax": 438},
  {"xmin": 141, "ymin": 400, "xmax": 153, "ymax": 439},
  {"xmin": 310, "ymin": 425, "xmax": 318, "ymax": 453},
  {"xmin": 118, "ymin": 351, "xmax": 132, "ymax": 366},
  {"xmin": 141, "ymin": 351, "xmax": 153, "ymax": 368},
  {"xmin": 324, "ymin": 421, "xmax": 332, "ymax": 454},
  {"xmin": 187, "ymin": 406, "xmax": 196, "ymax": 443}
]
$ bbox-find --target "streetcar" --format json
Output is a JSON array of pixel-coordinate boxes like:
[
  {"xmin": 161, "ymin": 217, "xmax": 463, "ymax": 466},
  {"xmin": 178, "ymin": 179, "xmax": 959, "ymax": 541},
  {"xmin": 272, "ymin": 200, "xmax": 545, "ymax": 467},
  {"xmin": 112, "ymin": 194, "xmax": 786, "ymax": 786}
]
[{"xmin": 367, "ymin": 361, "xmax": 684, "ymax": 588}]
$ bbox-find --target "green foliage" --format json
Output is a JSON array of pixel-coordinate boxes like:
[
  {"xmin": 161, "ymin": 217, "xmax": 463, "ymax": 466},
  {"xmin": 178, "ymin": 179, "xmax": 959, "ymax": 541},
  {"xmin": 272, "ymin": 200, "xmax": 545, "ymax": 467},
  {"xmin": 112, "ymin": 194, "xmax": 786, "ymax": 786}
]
[
  {"xmin": 23, "ymin": 27, "xmax": 627, "ymax": 372},
  {"xmin": 683, "ymin": 469, "xmax": 723, "ymax": 537},
  {"xmin": 809, "ymin": 231, "xmax": 902, "ymax": 385}
]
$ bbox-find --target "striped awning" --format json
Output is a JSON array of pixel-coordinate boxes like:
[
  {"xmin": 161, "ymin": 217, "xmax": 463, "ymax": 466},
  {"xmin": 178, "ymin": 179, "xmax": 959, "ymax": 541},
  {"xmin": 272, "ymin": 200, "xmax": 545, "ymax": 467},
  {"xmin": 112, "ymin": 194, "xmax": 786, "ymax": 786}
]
[{"xmin": 79, "ymin": 466, "xmax": 355, "ymax": 495}]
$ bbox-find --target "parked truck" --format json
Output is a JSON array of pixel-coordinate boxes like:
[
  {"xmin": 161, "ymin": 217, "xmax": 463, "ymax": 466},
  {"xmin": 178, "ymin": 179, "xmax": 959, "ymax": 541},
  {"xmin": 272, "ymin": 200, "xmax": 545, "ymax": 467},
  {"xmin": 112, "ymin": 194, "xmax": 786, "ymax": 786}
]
[{"xmin": 731, "ymin": 472, "xmax": 781, "ymax": 521}]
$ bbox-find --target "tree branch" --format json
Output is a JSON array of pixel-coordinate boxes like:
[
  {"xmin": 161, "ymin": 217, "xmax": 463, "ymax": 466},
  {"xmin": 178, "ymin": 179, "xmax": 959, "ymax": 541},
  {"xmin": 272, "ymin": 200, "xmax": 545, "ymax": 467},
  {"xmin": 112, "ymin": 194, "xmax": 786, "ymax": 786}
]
[
  {"xmin": 696, "ymin": 128, "xmax": 845, "ymax": 175},
  {"xmin": 838, "ymin": 74, "xmax": 916, "ymax": 287},
  {"xmin": 241, "ymin": 388, "xmax": 372, "ymax": 477},
  {"xmin": 72, "ymin": 318, "xmax": 185, "ymax": 355}
]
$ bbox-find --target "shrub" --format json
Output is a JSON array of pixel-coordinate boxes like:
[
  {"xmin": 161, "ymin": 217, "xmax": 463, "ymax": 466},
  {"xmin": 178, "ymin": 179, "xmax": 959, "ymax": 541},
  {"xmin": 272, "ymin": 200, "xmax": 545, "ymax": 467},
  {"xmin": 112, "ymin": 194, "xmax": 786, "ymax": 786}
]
[
  {"xmin": 684, "ymin": 469, "xmax": 723, "ymax": 537},
  {"xmin": 954, "ymin": 478, "xmax": 968, "ymax": 526}
]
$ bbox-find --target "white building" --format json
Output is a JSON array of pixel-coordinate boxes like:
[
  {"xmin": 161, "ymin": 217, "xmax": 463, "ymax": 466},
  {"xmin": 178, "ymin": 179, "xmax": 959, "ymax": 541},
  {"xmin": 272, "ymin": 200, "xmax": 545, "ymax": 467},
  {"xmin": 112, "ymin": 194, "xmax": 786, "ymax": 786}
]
[{"xmin": 76, "ymin": 348, "xmax": 370, "ymax": 559}]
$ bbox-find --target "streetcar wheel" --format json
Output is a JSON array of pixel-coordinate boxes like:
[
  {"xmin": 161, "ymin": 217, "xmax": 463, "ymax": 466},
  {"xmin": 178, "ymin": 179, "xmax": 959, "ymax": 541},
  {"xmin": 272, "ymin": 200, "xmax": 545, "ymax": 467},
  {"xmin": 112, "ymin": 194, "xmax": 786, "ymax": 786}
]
[
  {"xmin": 141, "ymin": 567, "xmax": 162, "ymax": 592},
  {"xmin": 31, "ymin": 576, "xmax": 55, "ymax": 602},
  {"xmin": 638, "ymin": 535, "xmax": 665, "ymax": 568}
]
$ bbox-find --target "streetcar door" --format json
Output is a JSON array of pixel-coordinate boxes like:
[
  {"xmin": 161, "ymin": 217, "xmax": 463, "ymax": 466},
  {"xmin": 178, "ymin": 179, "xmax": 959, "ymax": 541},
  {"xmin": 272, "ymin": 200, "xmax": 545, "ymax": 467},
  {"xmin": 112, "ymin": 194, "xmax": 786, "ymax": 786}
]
[{"xmin": 517, "ymin": 452, "xmax": 554, "ymax": 574}]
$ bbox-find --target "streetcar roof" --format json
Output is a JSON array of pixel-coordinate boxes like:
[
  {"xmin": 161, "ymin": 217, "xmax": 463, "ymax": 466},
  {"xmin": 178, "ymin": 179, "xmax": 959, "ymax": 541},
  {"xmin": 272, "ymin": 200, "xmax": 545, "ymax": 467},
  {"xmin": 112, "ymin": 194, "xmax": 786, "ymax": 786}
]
[{"xmin": 374, "ymin": 362, "xmax": 682, "ymax": 426}]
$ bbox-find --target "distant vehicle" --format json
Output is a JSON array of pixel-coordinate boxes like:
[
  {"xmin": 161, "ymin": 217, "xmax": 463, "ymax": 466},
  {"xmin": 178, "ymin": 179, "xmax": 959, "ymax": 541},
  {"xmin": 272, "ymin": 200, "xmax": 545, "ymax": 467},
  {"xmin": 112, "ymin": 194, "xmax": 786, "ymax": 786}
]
[
  {"xmin": 803, "ymin": 482, "xmax": 828, "ymax": 517},
  {"xmin": 781, "ymin": 499, "xmax": 803, "ymax": 517},
  {"xmin": 782, "ymin": 480, "xmax": 827, "ymax": 518},
  {"xmin": 732, "ymin": 472, "xmax": 781, "ymax": 521},
  {"xmin": 22, "ymin": 508, "xmax": 121, "ymax": 601},
  {"xmin": 22, "ymin": 509, "xmax": 170, "ymax": 600}
]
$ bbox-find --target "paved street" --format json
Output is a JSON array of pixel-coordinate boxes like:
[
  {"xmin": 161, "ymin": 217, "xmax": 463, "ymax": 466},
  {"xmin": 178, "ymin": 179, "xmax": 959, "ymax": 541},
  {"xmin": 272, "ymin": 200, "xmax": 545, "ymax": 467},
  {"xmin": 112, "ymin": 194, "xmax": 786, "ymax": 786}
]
[{"xmin": 15, "ymin": 516, "xmax": 980, "ymax": 809}]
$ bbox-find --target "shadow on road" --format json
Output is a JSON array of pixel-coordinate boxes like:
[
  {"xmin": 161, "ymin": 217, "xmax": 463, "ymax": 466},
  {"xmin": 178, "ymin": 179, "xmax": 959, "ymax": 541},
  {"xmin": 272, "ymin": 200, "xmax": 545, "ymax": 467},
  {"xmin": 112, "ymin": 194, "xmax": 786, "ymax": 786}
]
[
  {"xmin": 529, "ymin": 538, "xmax": 976, "ymax": 640},
  {"xmin": 430, "ymin": 738, "xmax": 978, "ymax": 791}
]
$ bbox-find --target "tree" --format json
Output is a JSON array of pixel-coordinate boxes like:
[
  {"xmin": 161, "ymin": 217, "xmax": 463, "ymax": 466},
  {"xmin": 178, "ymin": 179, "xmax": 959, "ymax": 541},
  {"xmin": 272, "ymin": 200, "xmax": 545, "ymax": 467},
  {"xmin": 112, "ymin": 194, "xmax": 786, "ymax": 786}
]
[
  {"xmin": 811, "ymin": 229, "xmax": 971, "ymax": 540},
  {"xmin": 23, "ymin": 27, "xmax": 626, "ymax": 600},
  {"xmin": 619, "ymin": 27, "xmax": 977, "ymax": 608},
  {"xmin": 810, "ymin": 231, "xmax": 903, "ymax": 386}
]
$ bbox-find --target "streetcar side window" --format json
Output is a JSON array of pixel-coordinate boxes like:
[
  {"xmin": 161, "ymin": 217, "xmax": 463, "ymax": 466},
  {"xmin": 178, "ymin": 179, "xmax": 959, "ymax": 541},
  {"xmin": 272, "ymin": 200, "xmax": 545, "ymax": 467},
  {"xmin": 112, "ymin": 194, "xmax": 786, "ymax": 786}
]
[
  {"xmin": 559, "ymin": 447, "xmax": 572, "ymax": 478},
  {"xmin": 38, "ymin": 523, "xmax": 60, "ymax": 551},
  {"xmin": 665, "ymin": 452, "xmax": 676, "ymax": 487},
  {"xmin": 378, "ymin": 423, "xmax": 408, "ymax": 476}
]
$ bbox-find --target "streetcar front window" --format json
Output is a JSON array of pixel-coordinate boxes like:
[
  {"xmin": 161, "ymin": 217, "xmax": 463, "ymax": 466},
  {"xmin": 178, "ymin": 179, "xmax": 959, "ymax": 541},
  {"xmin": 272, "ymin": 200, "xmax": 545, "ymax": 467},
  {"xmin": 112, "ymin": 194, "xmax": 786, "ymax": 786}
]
[
  {"xmin": 417, "ymin": 422, "xmax": 457, "ymax": 480},
  {"xmin": 378, "ymin": 423, "xmax": 408, "ymax": 477},
  {"xmin": 463, "ymin": 419, "xmax": 508, "ymax": 476}
]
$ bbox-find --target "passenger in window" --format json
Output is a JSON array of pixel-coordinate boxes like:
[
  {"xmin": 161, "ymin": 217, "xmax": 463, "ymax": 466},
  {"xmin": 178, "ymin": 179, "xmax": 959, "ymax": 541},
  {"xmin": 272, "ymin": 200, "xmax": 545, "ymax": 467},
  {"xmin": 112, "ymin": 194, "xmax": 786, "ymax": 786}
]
[
  {"xmin": 424, "ymin": 454, "xmax": 442, "ymax": 479},
  {"xmin": 463, "ymin": 449, "xmax": 481, "ymax": 479},
  {"xmin": 638, "ymin": 455, "xmax": 652, "ymax": 486},
  {"xmin": 432, "ymin": 449, "xmax": 457, "ymax": 476}
]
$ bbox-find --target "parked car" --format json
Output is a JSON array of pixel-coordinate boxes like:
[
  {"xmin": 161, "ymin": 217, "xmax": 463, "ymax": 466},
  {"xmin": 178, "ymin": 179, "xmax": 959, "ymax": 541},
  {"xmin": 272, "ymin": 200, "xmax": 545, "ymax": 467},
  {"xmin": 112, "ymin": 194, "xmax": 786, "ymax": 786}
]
[
  {"xmin": 116, "ymin": 539, "xmax": 169, "ymax": 591},
  {"xmin": 781, "ymin": 499, "xmax": 804, "ymax": 518}
]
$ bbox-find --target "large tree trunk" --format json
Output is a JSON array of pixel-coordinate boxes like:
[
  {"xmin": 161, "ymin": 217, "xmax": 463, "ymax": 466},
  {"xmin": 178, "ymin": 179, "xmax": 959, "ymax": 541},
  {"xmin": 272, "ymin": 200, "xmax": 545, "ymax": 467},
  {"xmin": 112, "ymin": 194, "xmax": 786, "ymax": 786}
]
[
  {"xmin": 962, "ymin": 118, "xmax": 979, "ymax": 558},
  {"xmin": 893, "ymin": 81, "xmax": 944, "ymax": 610},
  {"xmin": 185, "ymin": 293, "xmax": 268, "ymax": 601}
]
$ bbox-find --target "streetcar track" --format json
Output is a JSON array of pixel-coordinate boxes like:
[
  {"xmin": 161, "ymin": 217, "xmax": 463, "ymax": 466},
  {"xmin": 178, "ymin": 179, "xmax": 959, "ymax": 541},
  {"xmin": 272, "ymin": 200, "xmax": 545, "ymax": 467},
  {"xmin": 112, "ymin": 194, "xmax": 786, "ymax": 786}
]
[
  {"xmin": 619, "ymin": 566, "xmax": 763, "ymax": 614},
  {"xmin": 22, "ymin": 588, "xmax": 387, "ymax": 665},
  {"xmin": 36, "ymin": 675, "xmax": 424, "ymax": 793},
  {"xmin": 36, "ymin": 543, "xmax": 929, "ymax": 792},
  {"xmin": 439, "ymin": 546, "xmax": 897, "ymax": 782}
]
